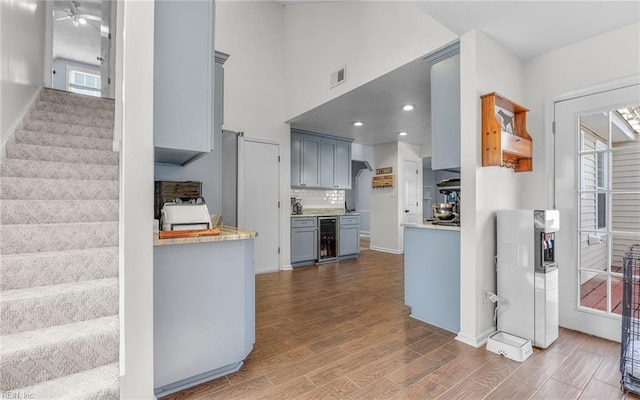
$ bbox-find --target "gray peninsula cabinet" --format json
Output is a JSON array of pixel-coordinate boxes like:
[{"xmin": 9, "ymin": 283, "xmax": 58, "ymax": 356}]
[
  {"xmin": 291, "ymin": 130, "xmax": 352, "ymax": 189},
  {"xmin": 426, "ymin": 43, "xmax": 460, "ymax": 171},
  {"xmin": 154, "ymin": 1, "xmax": 226, "ymax": 166}
]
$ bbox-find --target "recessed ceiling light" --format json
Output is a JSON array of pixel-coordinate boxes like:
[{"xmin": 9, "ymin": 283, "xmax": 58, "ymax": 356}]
[
  {"xmin": 79, "ymin": 17, "xmax": 87, "ymax": 25},
  {"xmin": 353, "ymin": 121, "xmax": 364, "ymax": 127},
  {"xmin": 398, "ymin": 131, "xmax": 408, "ymax": 136},
  {"xmin": 402, "ymin": 104, "xmax": 415, "ymax": 111}
]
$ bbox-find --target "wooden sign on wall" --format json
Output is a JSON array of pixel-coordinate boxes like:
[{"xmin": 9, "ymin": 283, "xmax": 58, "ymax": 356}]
[{"xmin": 376, "ymin": 167, "xmax": 393, "ymax": 175}]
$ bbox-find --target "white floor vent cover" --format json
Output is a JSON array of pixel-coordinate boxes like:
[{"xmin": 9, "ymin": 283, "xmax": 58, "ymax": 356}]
[{"xmin": 486, "ymin": 331, "xmax": 533, "ymax": 362}]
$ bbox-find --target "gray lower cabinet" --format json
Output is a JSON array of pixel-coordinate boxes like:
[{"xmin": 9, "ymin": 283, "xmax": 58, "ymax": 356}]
[
  {"xmin": 291, "ymin": 217, "xmax": 317, "ymax": 266},
  {"xmin": 339, "ymin": 215, "xmax": 360, "ymax": 257}
]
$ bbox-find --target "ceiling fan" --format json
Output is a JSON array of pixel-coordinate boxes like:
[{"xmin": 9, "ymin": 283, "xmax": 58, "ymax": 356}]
[{"xmin": 55, "ymin": 1, "xmax": 101, "ymax": 28}]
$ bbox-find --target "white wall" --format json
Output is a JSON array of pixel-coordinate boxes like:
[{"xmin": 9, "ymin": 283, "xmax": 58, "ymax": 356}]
[
  {"xmin": 370, "ymin": 143, "xmax": 400, "ymax": 252},
  {"xmin": 215, "ymin": 1, "xmax": 291, "ymax": 268},
  {"xmin": 282, "ymin": 2, "xmax": 456, "ymax": 121},
  {"xmin": 52, "ymin": 57, "xmax": 100, "ymax": 91},
  {"xmin": 0, "ymin": 0, "xmax": 45, "ymax": 143},
  {"xmin": 118, "ymin": 1, "xmax": 155, "ymax": 397},
  {"xmin": 458, "ymin": 30, "xmax": 524, "ymax": 347},
  {"xmin": 523, "ymin": 22, "xmax": 640, "ymax": 210}
]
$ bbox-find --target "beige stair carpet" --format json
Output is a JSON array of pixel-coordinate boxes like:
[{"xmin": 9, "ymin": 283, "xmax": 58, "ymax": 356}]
[{"xmin": 0, "ymin": 88, "xmax": 120, "ymax": 399}]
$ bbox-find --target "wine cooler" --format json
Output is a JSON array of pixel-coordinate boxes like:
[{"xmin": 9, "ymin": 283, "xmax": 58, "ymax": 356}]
[{"xmin": 318, "ymin": 217, "xmax": 338, "ymax": 262}]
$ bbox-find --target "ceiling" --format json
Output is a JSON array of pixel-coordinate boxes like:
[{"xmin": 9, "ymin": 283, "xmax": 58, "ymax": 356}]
[
  {"xmin": 289, "ymin": 1, "xmax": 640, "ymax": 147},
  {"xmin": 53, "ymin": 0, "xmax": 102, "ymax": 66},
  {"xmin": 53, "ymin": 1, "xmax": 640, "ymax": 146}
]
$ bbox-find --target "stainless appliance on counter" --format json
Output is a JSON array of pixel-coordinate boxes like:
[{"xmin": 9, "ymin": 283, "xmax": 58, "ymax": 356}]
[
  {"xmin": 161, "ymin": 197, "xmax": 211, "ymax": 231},
  {"xmin": 432, "ymin": 178, "xmax": 460, "ymax": 226},
  {"xmin": 318, "ymin": 216, "xmax": 338, "ymax": 262}
]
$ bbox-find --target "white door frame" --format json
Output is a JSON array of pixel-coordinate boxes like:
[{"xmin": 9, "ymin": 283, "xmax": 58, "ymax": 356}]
[
  {"xmin": 547, "ymin": 75, "xmax": 640, "ymax": 341},
  {"xmin": 238, "ymin": 135, "xmax": 283, "ymax": 271},
  {"xmin": 43, "ymin": 1, "xmax": 53, "ymax": 87}
]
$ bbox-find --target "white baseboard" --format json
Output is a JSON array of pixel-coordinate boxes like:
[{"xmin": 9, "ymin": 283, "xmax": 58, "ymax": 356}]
[
  {"xmin": 359, "ymin": 231, "xmax": 370, "ymax": 238},
  {"xmin": 455, "ymin": 327, "xmax": 496, "ymax": 348},
  {"xmin": 281, "ymin": 264, "xmax": 293, "ymax": 271},
  {"xmin": 1, "ymin": 86, "xmax": 42, "ymax": 159},
  {"xmin": 255, "ymin": 267, "xmax": 279, "ymax": 275},
  {"xmin": 369, "ymin": 246, "xmax": 403, "ymax": 255}
]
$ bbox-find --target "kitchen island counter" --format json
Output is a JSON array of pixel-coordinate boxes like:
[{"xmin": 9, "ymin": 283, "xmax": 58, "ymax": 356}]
[
  {"xmin": 401, "ymin": 221, "xmax": 460, "ymax": 231},
  {"xmin": 154, "ymin": 227, "xmax": 255, "ymax": 395},
  {"xmin": 403, "ymin": 225, "xmax": 460, "ymax": 333},
  {"xmin": 153, "ymin": 226, "xmax": 257, "ymax": 246}
]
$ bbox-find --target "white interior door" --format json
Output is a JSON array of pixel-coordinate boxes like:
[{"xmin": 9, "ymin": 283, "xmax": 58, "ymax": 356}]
[
  {"xmin": 554, "ymin": 82, "xmax": 640, "ymax": 342},
  {"xmin": 239, "ymin": 138, "xmax": 281, "ymax": 274},
  {"xmin": 403, "ymin": 159, "xmax": 420, "ymax": 224}
]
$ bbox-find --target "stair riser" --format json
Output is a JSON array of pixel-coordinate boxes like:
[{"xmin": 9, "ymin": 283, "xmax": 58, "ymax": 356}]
[
  {"xmin": 35, "ymin": 101, "xmax": 115, "ymax": 121},
  {"xmin": 1, "ymin": 159, "xmax": 119, "ymax": 181},
  {"xmin": 29, "ymin": 109, "xmax": 113, "ymax": 129},
  {"xmin": 22, "ymin": 120, "xmax": 113, "ymax": 139},
  {"xmin": 0, "ymin": 222, "xmax": 119, "ymax": 255},
  {"xmin": 16, "ymin": 131, "xmax": 112, "ymax": 151},
  {"xmin": 0, "ymin": 178, "xmax": 119, "ymax": 200},
  {"xmin": 1, "ymin": 329, "xmax": 118, "ymax": 390},
  {"xmin": 1, "ymin": 249, "xmax": 118, "ymax": 291},
  {"xmin": 6, "ymin": 143, "xmax": 119, "ymax": 166},
  {"xmin": 40, "ymin": 89, "xmax": 115, "ymax": 112},
  {"xmin": 1, "ymin": 200, "xmax": 119, "ymax": 225}
]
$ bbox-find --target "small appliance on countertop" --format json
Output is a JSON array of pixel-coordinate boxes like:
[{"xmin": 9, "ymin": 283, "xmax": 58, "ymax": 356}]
[
  {"xmin": 161, "ymin": 197, "xmax": 211, "ymax": 231},
  {"xmin": 432, "ymin": 178, "xmax": 460, "ymax": 226},
  {"xmin": 291, "ymin": 198, "xmax": 303, "ymax": 215}
]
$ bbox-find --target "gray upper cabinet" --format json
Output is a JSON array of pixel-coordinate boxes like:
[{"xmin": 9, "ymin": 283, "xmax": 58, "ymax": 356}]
[
  {"xmin": 320, "ymin": 140, "xmax": 336, "ymax": 188},
  {"xmin": 154, "ymin": 1, "xmax": 216, "ymax": 166},
  {"xmin": 213, "ymin": 52, "xmax": 229, "ymax": 151},
  {"xmin": 334, "ymin": 141, "xmax": 351, "ymax": 189},
  {"xmin": 427, "ymin": 43, "xmax": 460, "ymax": 171},
  {"xmin": 291, "ymin": 130, "xmax": 352, "ymax": 189}
]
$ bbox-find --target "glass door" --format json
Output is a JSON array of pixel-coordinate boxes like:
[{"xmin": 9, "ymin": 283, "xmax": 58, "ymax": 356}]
[{"xmin": 555, "ymin": 83, "xmax": 640, "ymax": 341}]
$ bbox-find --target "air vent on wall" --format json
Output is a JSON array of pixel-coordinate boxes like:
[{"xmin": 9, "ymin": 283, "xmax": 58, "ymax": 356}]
[{"xmin": 330, "ymin": 66, "xmax": 346, "ymax": 88}]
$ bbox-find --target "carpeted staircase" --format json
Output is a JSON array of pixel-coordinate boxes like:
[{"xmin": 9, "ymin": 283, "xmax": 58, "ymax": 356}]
[{"xmin": 0, "ymin": 88, "xmax": 120, "ymax": 399}]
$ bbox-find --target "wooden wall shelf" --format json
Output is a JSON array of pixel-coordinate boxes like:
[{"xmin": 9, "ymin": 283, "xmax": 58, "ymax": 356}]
[
  {"xmin": 372, "ymin": 175, "xmax": 395, "ymax": 189},
  {"xmin": 481, "ymin": 92, "xmax": 533, "ymax": 172}
]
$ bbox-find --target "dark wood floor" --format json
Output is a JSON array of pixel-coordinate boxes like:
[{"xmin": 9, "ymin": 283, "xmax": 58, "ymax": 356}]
[{"xmin": 162, "ymin": 249, "xmax": 636, "ymax": 400}]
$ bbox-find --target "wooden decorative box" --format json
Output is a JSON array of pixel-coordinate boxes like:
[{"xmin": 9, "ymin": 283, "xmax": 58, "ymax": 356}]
[
  {"xmin": 154, "ymin": 180, "xmax": 202, "ymax": 220},
  {"xmin": 481, "ymin": 92, "xmax": 533, "ymax": 172},
  {"xmin": 372, "ymin": 175, "xmax": 395, "ymax": 189}
]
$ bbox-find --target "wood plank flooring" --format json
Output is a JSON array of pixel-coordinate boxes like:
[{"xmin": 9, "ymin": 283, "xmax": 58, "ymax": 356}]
[{"xmin": 161, "ymin": 249, "xmax": 638, "ymax": 400}]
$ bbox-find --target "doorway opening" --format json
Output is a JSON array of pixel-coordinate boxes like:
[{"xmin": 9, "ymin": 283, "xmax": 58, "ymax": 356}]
[{"xmin": 46, "ymin": 1, "xmax": 116, "ymax": 98}]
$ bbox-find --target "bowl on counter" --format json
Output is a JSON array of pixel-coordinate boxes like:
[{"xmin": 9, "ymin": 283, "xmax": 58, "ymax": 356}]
[{"xmin": 432, "ymin": 203, "xmax": 456, "ymax": 220}]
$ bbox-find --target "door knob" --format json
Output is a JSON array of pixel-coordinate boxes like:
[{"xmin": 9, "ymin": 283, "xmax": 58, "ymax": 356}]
[{"xmin": 405, "ymin": 210, "xmax": 409, "ymax": 213}]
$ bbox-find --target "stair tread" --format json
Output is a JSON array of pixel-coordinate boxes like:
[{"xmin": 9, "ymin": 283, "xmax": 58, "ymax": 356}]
[
  {"xmin": 1, "ymin": 315, "xmax": 118, "ymax": 353},
  {"xmin": 16, "ymin": 130, "xmax": 113, "ymax": 150},
  {"xmin": 1, "ymin": 158, "xmax": 119, "ymax": 180},
  {"xmin": 14, "ymin": 363, "xmax": 119, "ymax": 400},
  {"xmin": 6, "ymin": 143, "xmax": 119, "ymax": 165},
  {"xmin": 30, "ymin": 108, "xmax": 114, "ymax": 124},
  {"xmin": 1, "ymin": 277, "xmax": 118, "ymax": 303},
  {"xmin": 1, "ymin": 247, "xmax": 119, "ymax": 261}
]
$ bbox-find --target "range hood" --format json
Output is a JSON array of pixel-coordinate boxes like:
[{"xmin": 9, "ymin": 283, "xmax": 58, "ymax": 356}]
[{"xmin": 353, "ymin": 160, "xmax": 373, "ymax": 177}]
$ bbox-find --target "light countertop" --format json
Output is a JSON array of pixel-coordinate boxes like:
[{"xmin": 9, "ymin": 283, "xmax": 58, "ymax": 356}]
[
  {"xmin": 402, "ymin": 221, "xmax": 461, "ymax": 231},
  {"xmin": 154, "ymin": 226, "xmax": 257, "ymax": 246}
]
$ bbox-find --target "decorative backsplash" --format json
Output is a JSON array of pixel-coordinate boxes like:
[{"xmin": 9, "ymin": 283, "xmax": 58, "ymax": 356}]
[{"xmin": 291, "ymin": 189, "xmax": 345, "ymax": 209}]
